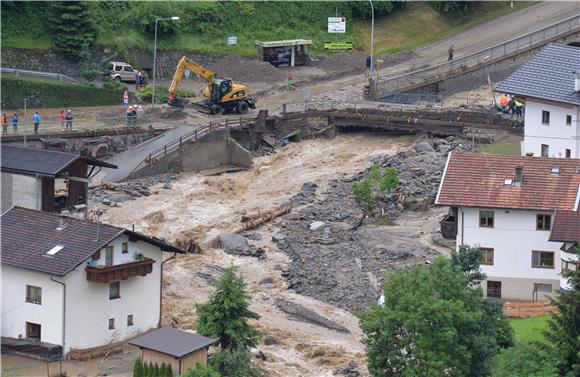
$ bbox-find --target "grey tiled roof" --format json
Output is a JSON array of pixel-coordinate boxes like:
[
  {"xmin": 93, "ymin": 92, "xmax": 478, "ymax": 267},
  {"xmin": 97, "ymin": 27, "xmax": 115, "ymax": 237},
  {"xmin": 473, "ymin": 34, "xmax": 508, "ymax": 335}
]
[
  {"xmin": 129, "ymin": 327, "xmax": 218, "ymax": 358},
  {"xmin": 1, "ymin": 146, "xmax": 78, "ymax": 177},
  {"xmin": 495, "ymin": 43, "xmax": 580, "ymax": 106},
  {"xmin": 0, "ymin": 207, "xmax": 183, "ymax": 276}
]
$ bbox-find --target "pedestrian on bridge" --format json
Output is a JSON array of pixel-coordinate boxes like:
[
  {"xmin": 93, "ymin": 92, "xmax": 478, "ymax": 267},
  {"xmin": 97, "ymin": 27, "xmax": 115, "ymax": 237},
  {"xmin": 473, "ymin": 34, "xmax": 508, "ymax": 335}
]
[
  {"xmin": 11, "ymin": 113, "xmax": 18, "ymax": 133},
  {"xmin": 65, "ymin": 110, "xmax": 73, "ymax": 129},
  {"xmin": 32, "ymin": 112, "xmax": 40, "ymax": 134},
  {"xmin": 59, "ymin": 111, "xmax": 66, "ymax": 129},
  {"xmin": 2, "ymin": 113, "xmax": 7, "ymax": 135},
  {"xmin": 448, "ymin": 43, "xmax": 454, "ymax": 61}
]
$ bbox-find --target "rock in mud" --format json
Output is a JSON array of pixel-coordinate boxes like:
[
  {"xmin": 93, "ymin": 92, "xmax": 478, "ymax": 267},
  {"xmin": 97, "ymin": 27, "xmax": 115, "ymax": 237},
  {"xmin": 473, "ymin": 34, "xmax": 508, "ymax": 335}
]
[
  {"xmin": 334, "ymin": 361, "xmax": 360, "ymax": 377},
  {"xmin": 275, "ymin": 299, "xmax": 350, "ymax": 333},
  {"xmin": 310, "ymin": 221, "xmax": 326, "ymax": 231},
  {"xmin": 219, "ymin": 232, "xmax": 248, "ymax": 253},
  {"xmin": 413, "ymin": 140, "xmax": 435, "ymax": 153}
]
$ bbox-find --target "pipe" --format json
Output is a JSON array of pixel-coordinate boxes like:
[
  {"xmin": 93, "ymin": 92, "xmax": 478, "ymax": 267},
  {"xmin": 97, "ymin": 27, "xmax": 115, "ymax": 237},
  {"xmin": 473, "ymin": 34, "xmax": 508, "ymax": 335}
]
[
  {"xmin": 159, "ymin": 252, "xmax": 177, "ymax": 327},
  {"xmin": 50, "ymin": 276, "xmax": 66, "ymax": 355},
  {"xmin": 460, "ymin": 209, "xmax": 465, "ymax": 246}
]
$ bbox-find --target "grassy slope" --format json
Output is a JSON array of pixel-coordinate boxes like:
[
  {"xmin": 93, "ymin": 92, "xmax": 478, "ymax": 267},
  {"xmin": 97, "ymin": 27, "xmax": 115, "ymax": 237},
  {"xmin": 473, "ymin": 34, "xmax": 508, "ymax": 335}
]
[
  {"xmin": 510, "ymin": 315, "xmax": 550, "ymax": 344},
  {"xmin": 481, "ymin": 136, "xmax": 522, "ymax": 155},
  {"xmin": 354, "ymin": 1, "xmax": 532, "ymax": 55},
  {"xmin": 2, "ymin": 2, "xmax": 531, "ymax": 57}
]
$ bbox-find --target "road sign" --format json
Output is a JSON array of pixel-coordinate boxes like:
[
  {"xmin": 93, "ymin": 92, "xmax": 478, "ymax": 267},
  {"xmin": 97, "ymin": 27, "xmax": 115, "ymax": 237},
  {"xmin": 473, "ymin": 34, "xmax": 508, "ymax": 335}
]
[
  {"xmin": 328, "ymin": 17, "xmax": 346, "ymax": 33},
  {"xmin": 227, "ymin": 36, "xmax": 238, "ymax": 45},
  {"xmin": 324, "ymin": 41, "xmax": 353, "ymax": 51}
]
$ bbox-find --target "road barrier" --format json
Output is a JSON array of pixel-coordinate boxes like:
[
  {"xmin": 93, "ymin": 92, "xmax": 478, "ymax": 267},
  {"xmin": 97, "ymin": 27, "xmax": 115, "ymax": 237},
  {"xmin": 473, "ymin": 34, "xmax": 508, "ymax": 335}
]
[
  {"xmin": 0, "ymin": 67, "xmax": 86, "ymax": 85},
  {"xmin": 374, "ymin": 14, "xmax": 580, "ymax": 99}
]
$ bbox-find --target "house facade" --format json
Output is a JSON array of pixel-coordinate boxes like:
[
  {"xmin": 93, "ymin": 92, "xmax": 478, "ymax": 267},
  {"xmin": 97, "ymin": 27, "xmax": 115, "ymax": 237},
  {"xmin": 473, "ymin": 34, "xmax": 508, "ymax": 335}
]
[
  {"xmin": 436, "ymin": 152, "xmax": 580, "ymax": 300},
  {"xmin": 495, "ymin": 43, "xmax": 580, "ymax": 159},
  {"xmin": 1, "ymin": 207, "xmax": 183, "ymax": 355},
  {"xmin": 1, "ymin": 146, "xmax": 116, "ymax": 214}
]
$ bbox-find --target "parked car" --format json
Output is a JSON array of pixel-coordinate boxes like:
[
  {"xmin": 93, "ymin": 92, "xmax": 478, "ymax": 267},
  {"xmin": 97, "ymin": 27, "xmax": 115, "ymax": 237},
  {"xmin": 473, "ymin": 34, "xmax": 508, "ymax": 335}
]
[{"xmin": 108, "ymin": 62, "xmax": 136, "ymax": 82}]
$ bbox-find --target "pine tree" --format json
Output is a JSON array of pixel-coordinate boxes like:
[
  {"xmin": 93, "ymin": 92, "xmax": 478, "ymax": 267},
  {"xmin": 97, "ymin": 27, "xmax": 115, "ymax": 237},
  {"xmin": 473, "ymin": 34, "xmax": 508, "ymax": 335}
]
[
  {"xmin": 142, "ymin": 362, "xmax": 149, "ymax": 377},
  {"xmin": 133, "ymin": 357, "xmax": 143, "ymax": 377},
  {"xmin": 153, "ymin": 363, "xmax": 160, "ymax": 377},
  {"xmin": 540, "ymin": 268, "xmax": 580, "ymax": 376},
  {"xmin": 49, "ymin": 1, "xmax": 96, "ymax": 60},
  {"xmin": 196, "ymin": 266, "xmax": 260, "ymax": 351},
  {"xmin": 164, "ymin": 363, "xmax": 173, "ymax": 377}
]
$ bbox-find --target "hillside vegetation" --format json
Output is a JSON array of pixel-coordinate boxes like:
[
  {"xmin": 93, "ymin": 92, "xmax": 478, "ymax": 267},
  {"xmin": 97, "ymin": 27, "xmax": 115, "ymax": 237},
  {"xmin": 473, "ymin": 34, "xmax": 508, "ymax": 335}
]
[{"xmin": 1, "ymin": 1, "xmax": 529, "ymax": 58}]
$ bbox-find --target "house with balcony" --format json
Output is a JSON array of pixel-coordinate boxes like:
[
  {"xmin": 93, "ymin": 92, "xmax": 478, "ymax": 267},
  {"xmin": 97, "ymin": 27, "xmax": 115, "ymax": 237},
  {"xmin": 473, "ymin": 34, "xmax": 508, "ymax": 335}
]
[
  {"xmin": 0, "ymin": 206, "xmax": 184, "ymax": 356},
  {"xmin": 495, "ymin": 43, "xmax": 580, "ymax": 159},
  {"xmin": 436, "ymin": 152, "xmax": 580, "ymax": 300},
  {"xmin": 1, "ymin": 146, "xmax": 117, "ymax": 215}
]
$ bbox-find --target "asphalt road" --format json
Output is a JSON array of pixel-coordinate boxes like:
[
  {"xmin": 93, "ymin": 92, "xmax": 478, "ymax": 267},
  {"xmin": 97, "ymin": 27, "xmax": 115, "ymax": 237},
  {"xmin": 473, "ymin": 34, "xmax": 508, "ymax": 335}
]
[{"xmin": 94, "ymin": 125, "xmax": 196, "ymax": 182}]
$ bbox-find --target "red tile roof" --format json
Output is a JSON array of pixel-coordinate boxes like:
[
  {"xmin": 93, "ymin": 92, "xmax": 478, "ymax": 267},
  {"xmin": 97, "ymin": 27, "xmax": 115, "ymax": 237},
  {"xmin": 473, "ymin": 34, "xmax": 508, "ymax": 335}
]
[
  {"xmin": 436, "ymin": 152, "xmax": 580, "ymax": 211},
  {"xmin": 550, "ymin": 210, "xmax": 580, "ymax": 242}
]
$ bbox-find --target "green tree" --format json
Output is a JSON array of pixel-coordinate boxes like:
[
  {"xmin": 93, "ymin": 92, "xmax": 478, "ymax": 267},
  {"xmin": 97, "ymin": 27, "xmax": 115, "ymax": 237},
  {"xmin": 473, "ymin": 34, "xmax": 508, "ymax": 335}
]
[
  {"xmin": 348, "ymin": 1, "xmax": 405, "ymax": 19},
  {"xmin": 153, "ymin": 363, "xmax": 160, "ymax": 377},
  {"xmin": 164, "ymin": 363, "xmax": 173, "ymax": 377},
  {"xmin": 196, "ymin": 266, "xmax": 260, "ymax": 351},
  {"xmin": 142, "ymin": 362, "xmax": 149, "ymax": 377},
  {"xmin": 451, "ymin": 244, "xmax": 486, "ymax": 287},
  {"xmin": 179, "ymin": 362, "xmax": 220, "ymax": 377},
  {"xmin": 359, "ymin": 257, "xmax": 512, "ymax": 377},
  {"xmin": 209, "ymin": 349, "xmax": 259, "ymax": 377},
  {"xmin": 352, "ymin": 164, "xmax": 399, "ymax": 211},
  {"xmin": 133, "ymin": 357, "xmax": 143, "ymax": 377},
  {"xmin": 539, "ymin": 268, "xmax": 580, "ymax": 377},
  {"xmin": 49, "ymin": 1, "xmax": 96, "ymax": 60},
  {"xmin": 432, "ymin": 1, "xmax": 476, "ymax": 15},
  {"xmin": 492, "ymin": 343, "xmax": 558, "ymax": 377}
]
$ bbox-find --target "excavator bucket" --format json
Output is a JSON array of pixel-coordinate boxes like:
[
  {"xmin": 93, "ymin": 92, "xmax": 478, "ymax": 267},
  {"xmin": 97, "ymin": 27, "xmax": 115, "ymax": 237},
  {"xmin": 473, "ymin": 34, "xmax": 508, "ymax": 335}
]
[{"xmin": 167, "ymin": 98, "xmax": 187, "ymax": 108}]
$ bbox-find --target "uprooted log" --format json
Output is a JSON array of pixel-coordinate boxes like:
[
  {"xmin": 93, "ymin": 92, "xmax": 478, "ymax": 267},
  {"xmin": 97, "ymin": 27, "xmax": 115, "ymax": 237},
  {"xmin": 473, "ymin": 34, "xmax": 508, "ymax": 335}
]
[{"xmin": 232, "ymin": 206, "xmax": 291, "ymax": 234}]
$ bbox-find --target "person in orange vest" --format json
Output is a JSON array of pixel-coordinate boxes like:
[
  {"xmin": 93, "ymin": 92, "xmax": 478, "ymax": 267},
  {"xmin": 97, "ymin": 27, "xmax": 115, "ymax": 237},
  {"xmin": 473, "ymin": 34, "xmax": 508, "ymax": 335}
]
[
  {"xmin": 499, "ymin": 93, "xmax": 509, "ymax": 113},
  {"xmin": 1, "ymin": 113, "xmax": 7, "ymax": 135}
]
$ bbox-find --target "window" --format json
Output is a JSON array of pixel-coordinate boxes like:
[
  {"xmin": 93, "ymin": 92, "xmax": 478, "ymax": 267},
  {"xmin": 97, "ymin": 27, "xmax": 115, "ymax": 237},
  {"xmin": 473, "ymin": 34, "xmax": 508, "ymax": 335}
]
[
  {"xmin": 534, "ymin": 283, "xmax": 552, "ymax": 293},
  {"xmin": 532, "ymin": 250, "xmax": 555, "ymax": 268},
  {"xmin": 481, "ymin": 248, "xmax": 494, "ymax": 265},
  {"xmin": 536, "ymin": 214, "xmax": 551, "ymax": 231},
  {"xmin": 479, "ymin": 210, "xmax": 494, "ymax": 228},
  {"xmin": 541, "ymin": 110, "xmax": 550, "ymax": 125},
  {"xmin": 105, "ymin": 246, "xmax": 113, "ymax": 266},
  {"xmin": 127, "ymin": 315, "xmax": 134, "ymax": 326},
  {"xmin": 123, "ymin": 66, "xmax": 133, "ymax": 72},
  {"xmin": 562, "ymin": 259, "xmax": 579, "ymax": 273},
  {"xmin": 566, "ymin": 149, "xmax": 571, "ymax": 158},
  {"xmin": 92, "ymin": 250, "xmax": 100, "ymax": 260},
  {"xmin": 541, "ymin": 144, "xmax": 550, "ymax": 157},
  {"xmin": 122, "ymin": 242, "xmax": 129, "ymax": 254},
  {"xmin": 566, "ymin": 115, "xmax": 572, "ymax": 125},
  {"xmin": 26, "ymin": 322, "xmax": 41, "ymax": 340},
  {"xmin": 109, "ymin": 282, "xmax": 120, "ymax": 300},
  {"xmin": 25, "ymin": 285, "xmax": 42, "ymax": 305},
  {"xmin": 487, "ymin": 281, "xmax": 502, "ymax": 298},
  {"xmin": 108, "ymin": 318, "xmax": 115, "ymax": 330},
  {"xmin": 114, "ymin": 65, "xmax": 122, "ymax": 72}
]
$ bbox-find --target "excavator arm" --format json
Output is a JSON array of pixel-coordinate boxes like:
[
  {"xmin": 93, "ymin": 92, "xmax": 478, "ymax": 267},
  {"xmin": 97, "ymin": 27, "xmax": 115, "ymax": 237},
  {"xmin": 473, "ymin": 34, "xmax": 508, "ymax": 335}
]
[{"xmin": 168, "ymin": 56, "xmax": 215, "ymax": 97}]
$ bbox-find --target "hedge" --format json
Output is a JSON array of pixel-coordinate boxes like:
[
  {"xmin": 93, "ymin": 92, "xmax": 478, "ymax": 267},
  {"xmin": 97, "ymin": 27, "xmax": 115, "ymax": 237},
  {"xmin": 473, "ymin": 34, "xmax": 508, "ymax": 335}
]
[{"xmin": 0, "ymin": 76, "xmax": 124, "ymax": 109}]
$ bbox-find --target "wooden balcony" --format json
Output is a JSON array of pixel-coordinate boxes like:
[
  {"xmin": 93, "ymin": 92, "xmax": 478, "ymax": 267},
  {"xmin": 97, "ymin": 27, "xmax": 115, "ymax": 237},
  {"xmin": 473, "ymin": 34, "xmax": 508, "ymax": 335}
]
[{"xmin": 85, "ymin": 259, "xmax": 155, "ymax": 283}]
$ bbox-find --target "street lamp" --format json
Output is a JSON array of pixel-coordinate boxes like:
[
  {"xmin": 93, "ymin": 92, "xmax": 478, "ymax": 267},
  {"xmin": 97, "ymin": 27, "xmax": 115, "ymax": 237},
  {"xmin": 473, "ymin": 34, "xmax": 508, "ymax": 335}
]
[
  {"xmin": 369, "ymin": 0, "xmax": 375, "ymax": 80},
  {"xmin": 482, "ymin": 55, "xmax": 497, "ymax": 108},
  {"xmin": 152, "ymin": 16, "xmax": 179, "ymax": 110}
]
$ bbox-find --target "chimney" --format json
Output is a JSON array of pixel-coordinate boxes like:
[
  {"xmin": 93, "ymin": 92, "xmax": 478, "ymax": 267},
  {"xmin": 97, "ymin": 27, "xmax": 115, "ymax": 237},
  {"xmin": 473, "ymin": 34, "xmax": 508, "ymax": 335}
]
[
  {"xmin": 575, "ymin": 71, "xmax": 580, "ymax": 93},
  {"xmin": 514, "ymin": 165, "xmax": 523, "ymax": 185}
]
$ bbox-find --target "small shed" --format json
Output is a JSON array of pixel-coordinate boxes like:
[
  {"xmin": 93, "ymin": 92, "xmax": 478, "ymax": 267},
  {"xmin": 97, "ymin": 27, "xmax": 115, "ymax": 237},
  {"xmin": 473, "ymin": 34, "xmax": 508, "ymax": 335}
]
[
  {"xmin": 256, "ymin": 39, "xmax": 312, "ymax": 67},
  {"xmin": 129, "ymin": 328, "xmax": 219, "ymax": 376}
]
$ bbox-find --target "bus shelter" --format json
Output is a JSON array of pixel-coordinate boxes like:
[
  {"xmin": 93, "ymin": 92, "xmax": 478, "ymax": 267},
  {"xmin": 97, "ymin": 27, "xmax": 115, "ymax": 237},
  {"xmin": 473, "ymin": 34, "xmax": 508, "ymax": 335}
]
[{"xmin": 256, "ymin": 39, "xmax": 312, "ymax": 67}]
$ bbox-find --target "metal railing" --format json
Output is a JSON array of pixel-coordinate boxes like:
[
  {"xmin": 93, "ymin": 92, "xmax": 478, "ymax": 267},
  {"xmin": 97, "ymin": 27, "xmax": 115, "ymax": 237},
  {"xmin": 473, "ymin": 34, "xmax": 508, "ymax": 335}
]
[
  {"xmin": 1, "ymin": 67, "xmax": 86, "ymax": 85},
  {"xmin": 281, "ymin": 100, "xmax": 418, "ymax": 114},
  {"xmin": 375, "ymin": 14, "xmax": 580, "ymax": 98},
  {"xmin": 129, "ymin": 117, "xmax": 254, "ymax": 175}
]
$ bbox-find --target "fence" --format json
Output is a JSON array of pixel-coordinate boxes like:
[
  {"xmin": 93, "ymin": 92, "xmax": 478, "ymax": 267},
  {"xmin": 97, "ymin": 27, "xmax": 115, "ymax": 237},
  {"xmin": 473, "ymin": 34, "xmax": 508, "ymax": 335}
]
[
  {"xmin": 129, "ymin": 117, "xmax": 254, "ymax": 175},
  {"xmin": 0, "ymin": 67, "xmax": 85, "ymax": 85},
  {"xmin": 503, "ymin": 300, "xmax": 558, "ymax": 318},
  {"xmin": 375, "ymin": 14, "xmax": 580, "ymax": 98}
]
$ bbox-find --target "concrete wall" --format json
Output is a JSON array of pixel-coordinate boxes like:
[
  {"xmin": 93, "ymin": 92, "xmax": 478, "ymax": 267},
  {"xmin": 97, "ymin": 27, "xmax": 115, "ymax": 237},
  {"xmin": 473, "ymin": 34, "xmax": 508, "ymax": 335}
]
[
  {"xmin": 522, "ymin": 100, "xmax": 579, "ymax": 158},
  {"xmin": 1, "ymin": 173, "xmax": 42, "ymax": 213},
  {"xmin": 457, "ymin": 207, "xmax": 566, "ymax": 300},
  {"xmin": 131, "ymin": 129, "xmax": 252, "ymax": 178}
]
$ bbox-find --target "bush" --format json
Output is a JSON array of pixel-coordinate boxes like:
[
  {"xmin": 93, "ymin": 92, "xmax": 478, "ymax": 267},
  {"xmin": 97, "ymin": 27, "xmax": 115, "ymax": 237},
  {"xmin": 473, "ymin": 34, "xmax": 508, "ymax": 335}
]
[
  {"xmin": 352, "ymin": 164, "xmax": 399, "ymax": 211},
  {"xmin": 136, "ymin": 84, "xmax": 195, "ymax": 104},
  {"xmin": 179, "ymin": 363, "xmax": 220, "ymax": 377},
  {"xmin": 492, "ymin": 343, "xmax": 558, "ymax": 377},
  {"xmin": 209, "ymin": 349, "xmax": 261, "ymax": 377},
  {"xmin": 0, "ymin": 76, "xmax": 123, "ymax": 109}
]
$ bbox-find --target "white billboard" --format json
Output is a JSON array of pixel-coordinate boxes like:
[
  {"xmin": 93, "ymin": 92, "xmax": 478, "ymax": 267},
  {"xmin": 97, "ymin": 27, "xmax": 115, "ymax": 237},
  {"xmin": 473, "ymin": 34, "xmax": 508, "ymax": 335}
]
[{"xmin": 328, "ymin": 17, "xmax": 346, "ymax": 33}]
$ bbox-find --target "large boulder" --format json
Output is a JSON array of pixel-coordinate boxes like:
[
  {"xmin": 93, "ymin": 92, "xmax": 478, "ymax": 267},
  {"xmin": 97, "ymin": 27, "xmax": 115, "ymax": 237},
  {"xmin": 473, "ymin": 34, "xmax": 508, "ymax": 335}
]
[
  {"xmin": 219, "ymin": 232, "xmax": 248, "ymax": 252},
  {"xmin": 413, "ymin": 141, "xmax": 435, "ymax": 153}
]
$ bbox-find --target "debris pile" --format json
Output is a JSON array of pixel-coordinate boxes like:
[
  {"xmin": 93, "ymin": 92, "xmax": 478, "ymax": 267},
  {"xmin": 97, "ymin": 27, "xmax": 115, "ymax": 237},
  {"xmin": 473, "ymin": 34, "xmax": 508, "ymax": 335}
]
[
  {"xmin": 90, "ymin": 174, "xmax": 180, "ymax": 207},
  {"xmin": 275, "ymin": 299, "xmax": 350, "ymax": 333}
]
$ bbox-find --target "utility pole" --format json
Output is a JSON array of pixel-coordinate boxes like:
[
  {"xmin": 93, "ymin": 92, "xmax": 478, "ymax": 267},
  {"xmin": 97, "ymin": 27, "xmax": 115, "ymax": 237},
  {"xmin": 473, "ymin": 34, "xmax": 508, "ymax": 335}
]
[{"xmin": 369, "ymin": 0, "xmax": 377, "ymax": 100}]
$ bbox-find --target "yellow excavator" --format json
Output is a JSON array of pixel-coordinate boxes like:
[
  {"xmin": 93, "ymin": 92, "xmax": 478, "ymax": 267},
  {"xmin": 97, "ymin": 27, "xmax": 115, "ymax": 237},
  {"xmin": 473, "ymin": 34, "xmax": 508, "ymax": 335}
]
[{"xmin": 167, "ymin": 56, "xmax": 256, "ymax": 115}]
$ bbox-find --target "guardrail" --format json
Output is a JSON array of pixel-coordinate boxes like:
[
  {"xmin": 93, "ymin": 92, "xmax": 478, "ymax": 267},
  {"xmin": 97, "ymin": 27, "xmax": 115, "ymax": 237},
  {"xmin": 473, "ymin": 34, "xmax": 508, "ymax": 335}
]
[
  {"xmin": 1, "ymin": 67, "xmax": 86, "ymax": 85},
  {"xmin": 129, "ymin": 117, "xmax": 254, "ymax": 175},
  {"xmin": 374, "ymin": 14, "xmax": 580, "ymax": 99}
]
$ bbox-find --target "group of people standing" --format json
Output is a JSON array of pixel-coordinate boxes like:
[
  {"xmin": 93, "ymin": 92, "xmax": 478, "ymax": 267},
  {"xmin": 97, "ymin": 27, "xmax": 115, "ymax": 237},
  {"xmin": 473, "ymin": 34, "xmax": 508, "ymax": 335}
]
[
  {"xmin": 498, "ymin": 93, "xmax": 523, "ymax": 117},
  {"xmin": 1, "ymin": 110, "xmax": 74, "ymax": 135}
]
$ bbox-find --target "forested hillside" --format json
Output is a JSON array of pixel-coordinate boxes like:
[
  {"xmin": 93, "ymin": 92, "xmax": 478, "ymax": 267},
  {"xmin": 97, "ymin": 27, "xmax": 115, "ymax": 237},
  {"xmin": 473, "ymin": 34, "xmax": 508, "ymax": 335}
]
[{"xmin": 1, "ymin": 1, "xmax": 528, "ymax": 58}]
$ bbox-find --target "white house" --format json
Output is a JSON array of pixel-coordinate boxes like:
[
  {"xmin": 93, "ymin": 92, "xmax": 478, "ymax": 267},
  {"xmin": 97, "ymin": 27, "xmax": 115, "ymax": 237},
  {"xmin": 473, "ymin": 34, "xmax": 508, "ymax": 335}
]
[
  {"xmin": 436, "ymin": 152, "xmax": 580, "ymax": 300},
  {"xmin": 495, "ymin": 43, "xmax": 580, "ymax": 159},
  {"xmin": 1, "ymin": 206, "xmax": 183, "ymax": 356}
]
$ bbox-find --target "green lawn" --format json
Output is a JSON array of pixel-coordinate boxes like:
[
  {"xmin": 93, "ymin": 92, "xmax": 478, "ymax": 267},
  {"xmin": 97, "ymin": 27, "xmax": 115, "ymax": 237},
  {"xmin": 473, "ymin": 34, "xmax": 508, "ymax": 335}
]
[
  {"xmin": 481, "ymin": 137, "xmax": 522, "ymax": 155},
  {"xmin": 354, "ymin": 1, "xmax": 533, "ymax": 55},
  {"xmin": 510, "ymin": 315, "xmax": 550, "ymax": 344}
]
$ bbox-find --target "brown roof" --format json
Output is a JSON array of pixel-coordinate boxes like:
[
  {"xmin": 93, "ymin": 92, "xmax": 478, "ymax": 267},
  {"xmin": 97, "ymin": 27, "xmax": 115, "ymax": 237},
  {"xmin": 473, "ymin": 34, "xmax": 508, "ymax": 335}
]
[
  {"xmin": 129, "ymin": 328, "xmax": 218, "ymax": 358},
  {"xmin": 550, "ymin": 210, "xmax": 580, "ymax": 242},
  {"xmin": 436, "ymin": 152, "xmax": 580, "ymax": 211},
  {"xmin": 1, "ymin": 207, "xmax": 183, "ymax": 276}
]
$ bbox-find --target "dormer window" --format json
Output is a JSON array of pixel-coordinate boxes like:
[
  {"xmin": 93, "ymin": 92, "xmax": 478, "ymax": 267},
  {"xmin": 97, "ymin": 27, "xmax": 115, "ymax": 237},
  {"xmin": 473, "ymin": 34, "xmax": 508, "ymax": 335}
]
[{"xmin": 551, "ymin": 165, "xmax": 560, "ymax": 175}]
